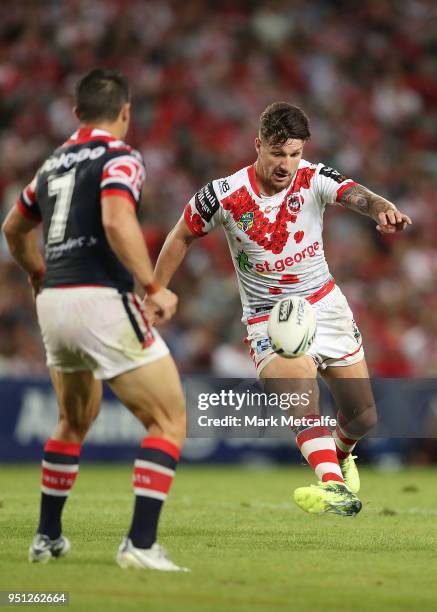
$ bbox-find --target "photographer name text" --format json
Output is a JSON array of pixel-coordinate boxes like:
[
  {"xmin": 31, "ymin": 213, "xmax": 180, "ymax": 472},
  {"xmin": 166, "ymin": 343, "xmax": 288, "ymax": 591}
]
[{"xmin": 197, "ymin": 415, "xmax": 336, "ymax": 428}]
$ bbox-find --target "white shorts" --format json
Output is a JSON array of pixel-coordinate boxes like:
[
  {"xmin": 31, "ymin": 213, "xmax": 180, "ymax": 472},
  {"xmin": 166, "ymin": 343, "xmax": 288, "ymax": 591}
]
[
  {"xmin": 36, "ymin": 287, "xmax": 169, "ymax": 380},
  {"xmin": 246, "ymin": 284, "xmax": 364, "ymax": 375}
]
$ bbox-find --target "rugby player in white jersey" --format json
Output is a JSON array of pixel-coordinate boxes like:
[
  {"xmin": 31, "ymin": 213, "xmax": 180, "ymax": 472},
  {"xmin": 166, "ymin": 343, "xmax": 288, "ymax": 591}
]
[{"xmin": 151, "ymin": 102, "xmax": 412, "ymax": 516}]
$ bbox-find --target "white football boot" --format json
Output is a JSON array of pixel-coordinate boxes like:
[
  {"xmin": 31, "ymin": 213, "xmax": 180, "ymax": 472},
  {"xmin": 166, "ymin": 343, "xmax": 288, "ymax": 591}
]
[
  {"xmin": 28, "ymin": 534, "xmax": 71, "ymax": 563},
  {"xmin": 116, "ymin": 538, "xmax": 189, "ymax": 572}
]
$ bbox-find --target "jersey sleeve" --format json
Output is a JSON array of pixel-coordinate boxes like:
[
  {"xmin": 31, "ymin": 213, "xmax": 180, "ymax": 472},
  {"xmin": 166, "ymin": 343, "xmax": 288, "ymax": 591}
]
[
  {"xmin": 314, "ymin": 163, "xmax": 357, "ymax": 206},
  {"xmin": 183, "ymin": 180, "xmax": 224, "ymax": 237},
  {"xmin": 100, "ymin": 151, "xmax": 146, "ymax": 208},
  {"xmin": 16, "ymin": 173, "xmax": 42, "ymax": 222}
]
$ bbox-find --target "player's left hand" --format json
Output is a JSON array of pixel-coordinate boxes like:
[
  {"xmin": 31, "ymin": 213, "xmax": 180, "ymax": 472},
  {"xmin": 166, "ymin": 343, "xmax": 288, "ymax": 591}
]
[
  {"xmin": 144, "ymin": 287, "xmax": 178, "ymax": 326},
  {"xmin": 375, "ymin": 210, "xmax": 412, "ymax": 234}
]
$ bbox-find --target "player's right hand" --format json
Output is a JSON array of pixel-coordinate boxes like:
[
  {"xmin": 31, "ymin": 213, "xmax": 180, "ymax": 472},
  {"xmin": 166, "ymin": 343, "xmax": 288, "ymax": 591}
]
[{"xmin": 146, "ymin": 287, "xmax": 178, "ymax": 325}]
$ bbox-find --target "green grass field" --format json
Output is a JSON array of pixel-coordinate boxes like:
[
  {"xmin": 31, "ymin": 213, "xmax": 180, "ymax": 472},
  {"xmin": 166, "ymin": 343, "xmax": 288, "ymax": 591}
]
[{"xmin": 1, "ymin": 465, "xmax": 437, "ymax": 611}]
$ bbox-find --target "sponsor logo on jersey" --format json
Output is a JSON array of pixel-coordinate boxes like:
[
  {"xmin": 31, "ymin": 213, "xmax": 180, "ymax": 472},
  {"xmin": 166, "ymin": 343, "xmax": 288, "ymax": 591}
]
[
  {"xmin": 352, "ymin": 319, "xmax": 361, "ymax": 344},
  {"xmin": 236, "ymin": 250, "xmax": 253, "ymax": 273},
  {"xmin": 256, "ymin": 338, "xmax": 271, "ymax": 354},
  {"xmin": 195, "ymin": 182, "xmax": 220, "ymax": 221},
  {"xmin": 218, "ymin": 179, "xmax": 230, "ymax": 194},
  {"xmin": 42, "ymin": 146, "xmax": 106, "ymax": 172},
  {"xmin": 255, "ymin": 241, "xmax": 320, "ymax": 273},
  {"xmin": 319, "ymin": 165, "xmax": 348, "ymax": 184},
  {"xmin": 255, "ymin": 305, "xmax": 273, "ymax": 313},
  {"xmin": 286, "ymin": 193, "xmax": 303, "ymax": 214},
  {"xmin": 237, "ymin": 212, "xmax": 254, "ymax": 231},
  {"xmin": 278, "ymin": 299, "xmax": 293, "ymax": 322},
  {"xmin": 45, "ymin": 235, "xmax": 98, "ymax": 260}
]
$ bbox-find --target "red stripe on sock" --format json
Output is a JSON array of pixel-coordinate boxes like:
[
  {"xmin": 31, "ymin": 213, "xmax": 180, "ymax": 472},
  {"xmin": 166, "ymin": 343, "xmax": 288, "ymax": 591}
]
[
  {"xmin": 336, "ymin": 448, "xmax": 351, "ymax": 460},
  {"xmin": 44, "ymin": 438, "xmax": 81, "ymax": 456},
  {"xmin": 296, "ymin": 425, "xmax": 331, "ymax": 447},
  {"xmin": 141, "ymin": 437, "xmax": 180, "ymax": 461},
  {"xmin": 134, "ymin": 467, "xmax": 173, "ymax": 494},
  {"xmin": 337, "ymin": 412, "xmax": 361, "ymax": 439},
  {"xmin": 322, "ymin": 472, "xmax": 344, "ymax": 483},
  {"xmin": 306, "ymin": 449, "xmax": 339, "ymax": 470},
  {"xmin": 42, "ymin": 469, "xmax": 78, "ymax": 490},
  {"xmin": 336, "ymin": 427, "xmax": 358, "ymax": 446}
]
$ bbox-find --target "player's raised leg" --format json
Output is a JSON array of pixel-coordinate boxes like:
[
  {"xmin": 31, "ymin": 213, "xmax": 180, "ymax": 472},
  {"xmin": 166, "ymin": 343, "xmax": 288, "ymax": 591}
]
[
  {"xmin": 261, "ymin": 355, "xmax": 362, "ymax": 516},
  {"xmin": 261, "ymin": 354, "xmax": 344, "ymax": 484},
  {"xmin": 29, "ymin": 369, "xmax": 102, "ymax": 563},
  {"xmin": 323, "ymin": 358, "xmax": 377, "ymax": 493},
  {"xmin": 108, "ymin": 354, "xmax": 188, "ymax": 572}
]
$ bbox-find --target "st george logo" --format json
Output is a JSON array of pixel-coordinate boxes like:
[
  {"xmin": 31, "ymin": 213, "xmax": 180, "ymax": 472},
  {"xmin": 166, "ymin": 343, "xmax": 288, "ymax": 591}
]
[
  {"xmin": 286, "ymin": 193, "xmax": 303, "ymax": 214},
  {"xmin": 237, "ymin": 212, "xmax": 254, "ymax": 231}
]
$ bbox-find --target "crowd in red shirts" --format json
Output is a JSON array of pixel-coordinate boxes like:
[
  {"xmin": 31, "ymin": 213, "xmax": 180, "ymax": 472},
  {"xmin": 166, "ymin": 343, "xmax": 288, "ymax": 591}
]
[{"xmin": 0, "ymin": 0, "xmax": 435, "ymax": 376}]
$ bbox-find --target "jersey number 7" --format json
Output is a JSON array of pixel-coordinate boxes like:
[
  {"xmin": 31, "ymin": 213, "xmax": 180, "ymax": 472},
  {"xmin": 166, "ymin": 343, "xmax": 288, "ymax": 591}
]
[{"xmin": 47, "ymin": 168, "xmax": 76, "ymax": 244}]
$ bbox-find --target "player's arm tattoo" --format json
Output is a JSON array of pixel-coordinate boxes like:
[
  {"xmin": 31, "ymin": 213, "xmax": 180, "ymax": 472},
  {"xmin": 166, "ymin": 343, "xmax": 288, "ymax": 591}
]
[{"xmin": 339, "ymin": 184, "xmax": 397, "ymax": 221}]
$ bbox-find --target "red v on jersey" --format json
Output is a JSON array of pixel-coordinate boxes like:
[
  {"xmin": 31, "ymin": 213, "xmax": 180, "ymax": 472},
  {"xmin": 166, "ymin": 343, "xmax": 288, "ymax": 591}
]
[
  {"xmin": 222, "ymin": 166, "xmax": 316, "ymax": 255},
  {"xmin": 183, "ymin": 159, "xmax": 354, "ymax": 323}
]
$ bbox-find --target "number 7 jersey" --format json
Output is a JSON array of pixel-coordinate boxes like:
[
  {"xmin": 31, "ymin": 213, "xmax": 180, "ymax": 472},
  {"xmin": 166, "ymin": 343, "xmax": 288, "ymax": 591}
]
[
  {"xmin": 16, "ymin": 127, "xmax": 146, "ymax": 292},
  {"xmin": 184, "ymin": 160, "xmax": 357, "ymax": 324}
]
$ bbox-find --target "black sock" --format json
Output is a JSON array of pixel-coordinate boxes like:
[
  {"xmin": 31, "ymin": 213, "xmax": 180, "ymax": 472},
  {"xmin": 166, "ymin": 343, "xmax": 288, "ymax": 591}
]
[
  {"xmin": 128, "ymin": 437, "xmax": 180, "ymax": 549},
  {"xmin": 37, "ymin": 439, "xmax": 81, "ymax": 539}
]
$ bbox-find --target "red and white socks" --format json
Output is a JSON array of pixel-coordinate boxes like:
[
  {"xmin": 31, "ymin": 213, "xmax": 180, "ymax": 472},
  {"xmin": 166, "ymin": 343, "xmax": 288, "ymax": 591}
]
[
  {"xmin": 295, "ymin": 417, "xmax": 344, "ymax": 484},
  {"xmin": 128, "ymin": 436, "xmax": 180, "ymax": 549},
  {"xmin": 36, "ymin": 435, "xmax": 179, "ymax": 548},
  {"xmin": 38, "ymin": 438, "xmax": 81, "ymax": 539},
  {"xmin": 333, "ymin": 412, "xmax": 361, "ymax": 460}
]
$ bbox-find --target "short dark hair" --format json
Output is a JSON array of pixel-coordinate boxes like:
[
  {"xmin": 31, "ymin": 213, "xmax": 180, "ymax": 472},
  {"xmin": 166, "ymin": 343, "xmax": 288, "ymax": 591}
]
[
  {"xmin": 259, "ymin": 102, "xmax": 311, "ymax": 145},
  {"xmin": 75, "ymin": 68, "xmax": 130, "ymax": 123}
]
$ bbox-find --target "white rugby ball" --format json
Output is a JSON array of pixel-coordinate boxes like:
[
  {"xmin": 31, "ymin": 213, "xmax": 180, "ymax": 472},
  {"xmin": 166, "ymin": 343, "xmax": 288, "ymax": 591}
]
[{"xmin": 267, "ymin": 296, "xmax": 317, "ymax": 358}]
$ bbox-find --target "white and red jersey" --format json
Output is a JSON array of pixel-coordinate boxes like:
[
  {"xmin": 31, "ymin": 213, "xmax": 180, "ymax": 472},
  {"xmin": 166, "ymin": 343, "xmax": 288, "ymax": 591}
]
[{"xmin": 184, "ymin": 159, "xmax": 356, "ymax": 324}]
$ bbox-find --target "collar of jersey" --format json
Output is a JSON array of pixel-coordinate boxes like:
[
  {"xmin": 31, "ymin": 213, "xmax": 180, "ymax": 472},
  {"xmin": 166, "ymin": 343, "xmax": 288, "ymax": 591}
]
[{"xmin": 67, "ymin": 127, "xmax": 116, "ymax": 144}]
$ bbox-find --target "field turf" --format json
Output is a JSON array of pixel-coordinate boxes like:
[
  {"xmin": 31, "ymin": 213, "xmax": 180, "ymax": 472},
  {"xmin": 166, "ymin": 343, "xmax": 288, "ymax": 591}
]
[{"xmin": 1, "ymin": 465, "xmax": 436, "ymax": 611}]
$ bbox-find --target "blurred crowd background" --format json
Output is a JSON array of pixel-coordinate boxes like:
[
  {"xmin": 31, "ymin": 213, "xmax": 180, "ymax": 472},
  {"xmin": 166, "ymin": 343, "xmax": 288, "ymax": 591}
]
[{"xmin": 0, "ymin": 0, "xmax": 436, "ymax": 378}]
